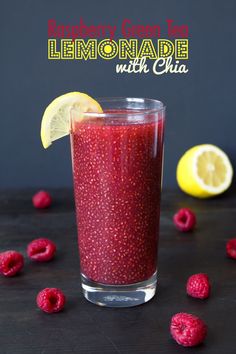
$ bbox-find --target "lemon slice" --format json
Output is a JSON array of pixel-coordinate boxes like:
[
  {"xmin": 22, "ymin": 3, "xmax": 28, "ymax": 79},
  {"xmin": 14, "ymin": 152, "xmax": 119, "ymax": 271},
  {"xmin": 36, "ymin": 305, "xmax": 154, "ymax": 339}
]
[
  {"xmin": 41, "ymin": 92, "xmax": 103, "ymax": 148},
  {"xmin": 177, "ymin": 144, "xmax": 233, "ymax": 198}
]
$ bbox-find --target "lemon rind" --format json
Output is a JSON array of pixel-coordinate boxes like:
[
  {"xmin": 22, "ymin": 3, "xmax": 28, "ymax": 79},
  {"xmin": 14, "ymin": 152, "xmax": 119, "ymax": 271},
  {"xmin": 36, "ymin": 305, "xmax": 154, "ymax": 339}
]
[{"xmin": 40, "ymin": 92, "xmax": 103, "ymax": 149}]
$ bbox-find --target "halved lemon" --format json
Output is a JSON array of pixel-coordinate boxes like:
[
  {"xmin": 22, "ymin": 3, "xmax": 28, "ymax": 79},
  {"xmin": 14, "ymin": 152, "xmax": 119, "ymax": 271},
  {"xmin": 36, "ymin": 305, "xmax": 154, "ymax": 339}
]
[
  {"xmin": 177, "ymin": 144, "xmax": 233, "ymax": 198},
  {"xmin": 40, "ymin": 92, "xmax": 103, "ymax": 148}
]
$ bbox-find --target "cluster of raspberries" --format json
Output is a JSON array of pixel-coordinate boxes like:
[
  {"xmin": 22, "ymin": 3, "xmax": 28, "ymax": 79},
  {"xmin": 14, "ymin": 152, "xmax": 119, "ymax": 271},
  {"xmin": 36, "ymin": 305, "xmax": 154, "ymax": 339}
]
[
  {"xmin": 171, "ymin": 207, "xmax": 236, "ymax": 347},
  {"xmin": 1, "ymin": 192, "xmax": 236, "ymax": 348},
  {"xmin": 0, "ymin": 191, "xmax": 65, "ymax": 314}
]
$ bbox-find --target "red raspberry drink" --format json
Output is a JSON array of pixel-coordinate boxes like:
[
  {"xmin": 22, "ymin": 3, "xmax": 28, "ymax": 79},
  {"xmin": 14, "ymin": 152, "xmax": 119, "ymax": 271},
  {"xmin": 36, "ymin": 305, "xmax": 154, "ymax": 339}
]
[{"xmin": 70, "ymin": 98, "xmax": 165, "ymax": 307}]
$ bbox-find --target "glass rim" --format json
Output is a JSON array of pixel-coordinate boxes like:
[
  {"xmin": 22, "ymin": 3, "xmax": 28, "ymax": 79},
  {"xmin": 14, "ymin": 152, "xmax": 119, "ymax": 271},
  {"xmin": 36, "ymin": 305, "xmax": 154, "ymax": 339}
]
[{"xmin": 80, "ymin": 97, "xmax": 166, "ymax": 118}]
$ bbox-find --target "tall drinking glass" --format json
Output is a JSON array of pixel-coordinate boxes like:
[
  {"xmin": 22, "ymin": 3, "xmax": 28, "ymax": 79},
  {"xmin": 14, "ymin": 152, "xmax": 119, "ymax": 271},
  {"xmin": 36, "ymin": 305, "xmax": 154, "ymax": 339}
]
[{"xmin": 70, "ymin": 98, "xmax": 165, "ymax": 307}]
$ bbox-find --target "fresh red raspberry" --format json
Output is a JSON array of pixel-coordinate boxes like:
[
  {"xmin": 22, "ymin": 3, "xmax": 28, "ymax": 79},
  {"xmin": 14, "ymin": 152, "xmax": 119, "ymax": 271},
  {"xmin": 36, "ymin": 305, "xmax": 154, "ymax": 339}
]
[
  {"xmin": 170, "ymin": 312, "xmax": 207, "ymax": 347},
  {"xmin": 226, "ymin": 238, "xmax": 236, "ymax": 259},
  {"xmin": 27, "ymin": 238, "xmax": 56, "ymax": 262},
  {"xmin": 36, "ymin": 288, "xmax": 65, "ymax": 313},
  {"xmin": 186, "ymin": 273, "xmax": 211, "ymax": 299},
  {"xmin": 173, "ymin": 208, "xmax": 196, "ymax": 232},
  {"xmin": 32, "ymin": 190, "xmax": 52, "ymax": 209},
  {"xmin": 0, "ymin": 250, "xmax": 24, "ymax": 277}
]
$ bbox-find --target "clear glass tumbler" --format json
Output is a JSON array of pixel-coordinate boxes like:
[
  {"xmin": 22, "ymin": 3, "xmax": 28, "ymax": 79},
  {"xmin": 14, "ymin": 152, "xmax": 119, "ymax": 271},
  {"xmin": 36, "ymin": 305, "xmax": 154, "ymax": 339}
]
[{"xmin": 70, "ymin": 97, "xmax": 165, "ymax": 307}]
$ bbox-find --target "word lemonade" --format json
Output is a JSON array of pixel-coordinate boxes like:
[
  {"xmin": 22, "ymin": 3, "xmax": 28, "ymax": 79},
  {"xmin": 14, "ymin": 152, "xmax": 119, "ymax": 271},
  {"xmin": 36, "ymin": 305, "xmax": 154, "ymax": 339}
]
[{"xmin": 48, "ymin": 19, "xmax": 189, "ymax": 75}]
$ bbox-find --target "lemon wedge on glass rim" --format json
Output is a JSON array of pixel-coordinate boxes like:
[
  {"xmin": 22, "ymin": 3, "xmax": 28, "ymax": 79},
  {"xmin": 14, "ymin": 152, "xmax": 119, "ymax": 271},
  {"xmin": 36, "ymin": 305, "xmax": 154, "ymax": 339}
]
[
  {"xmin": 177, "ymin": 144, "xmax": 233, "ymax": 198},
  {"xmin": 40, "ymin": 92, "xmax": 103, "ymax": 148}
]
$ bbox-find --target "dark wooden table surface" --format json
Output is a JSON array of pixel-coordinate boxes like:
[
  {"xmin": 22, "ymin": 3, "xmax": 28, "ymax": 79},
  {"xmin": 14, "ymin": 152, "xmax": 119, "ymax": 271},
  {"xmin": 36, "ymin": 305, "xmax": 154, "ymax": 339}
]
[{"xmin": 0, "ymin": 189, "xmax": 236, "ymax": 354}]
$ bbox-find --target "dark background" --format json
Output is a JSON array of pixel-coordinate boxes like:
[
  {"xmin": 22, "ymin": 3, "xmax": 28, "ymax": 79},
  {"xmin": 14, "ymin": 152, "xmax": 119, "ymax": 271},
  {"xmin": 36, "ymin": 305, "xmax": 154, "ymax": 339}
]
[
  {"xmin": 1, "ymin": 189, "xmax": 236, "ymax": 354},
  {"xmin": 1, "ymin": 0, "xmax": 235, "ymax": 188}
]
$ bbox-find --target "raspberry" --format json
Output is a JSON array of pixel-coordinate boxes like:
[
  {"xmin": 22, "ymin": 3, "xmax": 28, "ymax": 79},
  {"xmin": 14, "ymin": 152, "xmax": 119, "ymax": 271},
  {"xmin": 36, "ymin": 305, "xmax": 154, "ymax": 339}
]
[
  {"xmin": 170, "ymin": 313, "xmax": 207, "ymax": 347},
  {"xmin": 27, "ymin": 238, "xmax": 56, "ymax": 262},
  {"xmin": 36, "ymin": 288, "xmax": 65, "ymax": 313},
  {"xmin": 186, "ymin": 273, "xmax": 211, "ymax": 299},
  {"xmin": 173, "ymin": 208, "xmax": 196, "ymax": 232},
  {"xmin": 0, "ymin": 250, "xmax": 24, "ymax": 277},
  {"xmin": 32, "ymin": 190, "xmax": 52, "ymax": 209},
  {"xmin": 226, "ymin": 238, "xmax": 236, "ymax": 259}
]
